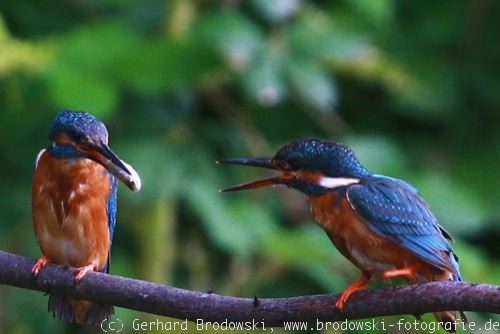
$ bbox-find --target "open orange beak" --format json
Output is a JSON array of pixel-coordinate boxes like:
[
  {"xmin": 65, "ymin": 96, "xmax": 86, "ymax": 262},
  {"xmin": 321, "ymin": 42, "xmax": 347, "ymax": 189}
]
[{"xmin": 217, "ymin": 157, "xmax": 292, "ymax": 192}]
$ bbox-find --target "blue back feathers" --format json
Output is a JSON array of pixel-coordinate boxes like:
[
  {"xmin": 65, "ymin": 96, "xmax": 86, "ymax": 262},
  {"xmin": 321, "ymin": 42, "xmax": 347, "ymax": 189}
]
[
  {"xmin": 50, "ymin": 110, "xmax": 109, "ymax": 144},
  {"xmin": 347, "ymin": 175, "xmax": 461, "ymax": 280},
  {"xmin": 108, "ymin": 176, "xmax": 118, "ymax": 242},
  {"xmin": 104, "ymin": 175, "xmax": 118, "ymax": 274},
  {"xmin": 275, "ymin": 139, "xmax": 371, "ymax": 178}
]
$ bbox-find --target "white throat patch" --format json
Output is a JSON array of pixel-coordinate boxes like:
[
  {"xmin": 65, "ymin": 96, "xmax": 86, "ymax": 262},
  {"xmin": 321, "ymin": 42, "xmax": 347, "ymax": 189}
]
[
  {"xmin": 318, "ymin": 176, "xmax": 360, "ymax": 189},
  {"xmin": 34, "ymin": 149, "xmax": 46, "ymax": 170}
]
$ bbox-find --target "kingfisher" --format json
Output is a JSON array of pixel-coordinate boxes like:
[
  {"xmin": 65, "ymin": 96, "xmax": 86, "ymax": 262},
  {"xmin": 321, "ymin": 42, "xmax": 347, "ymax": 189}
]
[
  {"xmin": 31, "ymin": 110, "xmax": 141, "ymax": 325},
  {"xmin": 219, "ymin": 139, "xmax": 465, "ymax": 332}
]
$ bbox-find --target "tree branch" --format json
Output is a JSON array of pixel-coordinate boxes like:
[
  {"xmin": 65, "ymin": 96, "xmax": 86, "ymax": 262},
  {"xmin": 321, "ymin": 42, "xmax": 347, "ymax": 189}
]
[{"xmin": 1, "ymin": 250, "xmax": 499, "ymax": 325}]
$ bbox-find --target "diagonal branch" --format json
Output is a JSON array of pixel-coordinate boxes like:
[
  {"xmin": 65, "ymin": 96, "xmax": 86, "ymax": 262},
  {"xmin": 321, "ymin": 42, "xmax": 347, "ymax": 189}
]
[{"xmin": 0, "ymin": 250, "xmax": 499, "ymax": 325}]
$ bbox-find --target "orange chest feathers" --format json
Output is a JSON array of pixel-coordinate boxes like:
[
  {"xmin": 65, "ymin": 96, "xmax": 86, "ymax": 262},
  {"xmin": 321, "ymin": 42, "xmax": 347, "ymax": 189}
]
[
  {"xmin": 308, "ymin": 192, "xmax": 421, "ymax": 274},
  {"xmin": 32, "ymin": 149, "xmax": 112, "ymax": 269}
]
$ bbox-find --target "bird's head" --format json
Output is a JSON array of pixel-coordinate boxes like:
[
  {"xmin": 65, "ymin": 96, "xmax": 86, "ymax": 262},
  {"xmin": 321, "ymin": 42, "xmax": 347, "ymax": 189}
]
[
  {"xmin": 48, "ymin": 110, "xmax": 141, "ymax": 192},
  {"xmin": 218, "ymin": 139, "xmax": 370, "ymax": 195}
]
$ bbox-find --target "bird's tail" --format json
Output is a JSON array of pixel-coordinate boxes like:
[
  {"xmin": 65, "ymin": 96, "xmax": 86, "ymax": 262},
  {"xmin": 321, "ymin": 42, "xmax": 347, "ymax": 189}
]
[
  {"xmin": 434, "ymin": 311, "xmax": 458, "ymax": 333},
  {"xmin": 433, "ymin": 270, "xmax": 467, "ymax": 333},
  {"xmin": 434, "ymin": 310, "xmax": 467, "ymax": 333},
  {"xmin": 48, "ymin": 294, "xmax": 114, "ymax": 326}
]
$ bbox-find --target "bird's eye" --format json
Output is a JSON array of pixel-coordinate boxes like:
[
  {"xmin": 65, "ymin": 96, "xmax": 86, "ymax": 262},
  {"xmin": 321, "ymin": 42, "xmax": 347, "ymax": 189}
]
[
  {"xmin": 273, "ymin": 159, "xmax": 292, "ymax": 171},
  {"xmin": 74, "ymin": 134, "xmax": 91, "ymax": 144}
]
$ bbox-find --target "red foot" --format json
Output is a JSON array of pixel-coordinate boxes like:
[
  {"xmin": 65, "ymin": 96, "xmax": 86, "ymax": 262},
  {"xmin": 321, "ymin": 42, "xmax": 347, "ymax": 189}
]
[
  {"xmin": 335, "ymin": 277, "xmax": 370, "ymax": 310},
  {"xmin": 383, "ymin": 263, "xmax": 422, "ymax": 283},
  {"xmin": 32, "ymin": 256, "xmax": 51, "ymax": 276},
  {"xmin": 75, "ymin": 260, "xmax": 98, "ymax": 283}
]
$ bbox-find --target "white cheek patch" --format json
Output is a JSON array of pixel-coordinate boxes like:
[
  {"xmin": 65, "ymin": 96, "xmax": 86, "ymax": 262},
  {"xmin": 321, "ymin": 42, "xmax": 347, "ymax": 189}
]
[
  {"xmin": 34, "ymin": 149, "xmax": 46, "ymax": 170},
  {"xmin": 121, "ymin": 160, "xmax": 142, "ymax": 192},
  {"xmin": 318, "ymin": 176, "xmax": 360, "ymax": 189}
]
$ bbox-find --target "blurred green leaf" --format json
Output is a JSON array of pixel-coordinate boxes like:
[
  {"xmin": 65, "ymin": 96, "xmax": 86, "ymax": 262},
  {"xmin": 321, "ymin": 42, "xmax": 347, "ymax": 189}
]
[
  {"xmin": 115, "ymin": 39, "xmax": 217, "ymax": 93},
  {"xmin": 196, "ymin": 10, "xmax": 264, "ymax": 70},
  {"xmin": 54, "ymin": 21, "xmax": 140, "ymax": 73},
  {"xmin": 345, "ymin": 0, "xmax": 394, "ymax": 27},
  {"xmin": 414, "ymin": 172, "xmax": 488, "ymax": 235},
  {"xmin": 287, "ymin": 61, "xmax": 338, "ymax": 112},
  {"xmin": 288, "ymin": 9, "xmax": 372, "ymax": 63},
  {"xmin": 451, "ymin": 152, "xmax": 500, "ymax": 219},
  {"xmin": 347, "ymin": 136, "xmax": 407, "ymax": 175},
  {"xmin": 184, "ymin": 178, "xmax": 257, "ymax": 257},
  {"xmin": 251, "ymin": 0, "xmax": 300, "ymax": 23},
  {"xmin": 180, "ymin": 147, "xmax": 276, "ymax": 257},
  {"xmin": 46, "ymin": 65, "xmax": 118, "ymax": 117},
  {"xmin": 0, "ymin": 15, "xmax": 53, "ymax": 76},
  {"xmin": 117, "ymin": 140, "xmax": 185, "ymax": 203},
  {"xmin": 243, "ymin": 50, "xmax": 286, "ymax": 107},
  {"xmin": 262, "ymin": 225, "xmax": 350, "ymax": 290},
  {"xmin": 228, "ymin": 199, "xmax": 280, "ymax": 246},
  {"xmin": 453, "ymin": 242, "xmax": 496, "ymax": 283},
  {"xmin": 44, "ymin": 21, "xmax": 138, "ymax": 116},
  {"xmin": 392, "ymin": 60, "xmax": 457, "ymax": 116}
]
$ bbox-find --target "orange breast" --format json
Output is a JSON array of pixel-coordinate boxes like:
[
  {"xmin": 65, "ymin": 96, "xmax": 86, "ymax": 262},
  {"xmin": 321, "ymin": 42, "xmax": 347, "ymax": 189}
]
[
  {"xmin": 309, "ymin": 192, "xmax": 429, "ymax": 278},
  {"xmin": 32, "ymin": 149, "xmax": 112, "ymax": 270}
]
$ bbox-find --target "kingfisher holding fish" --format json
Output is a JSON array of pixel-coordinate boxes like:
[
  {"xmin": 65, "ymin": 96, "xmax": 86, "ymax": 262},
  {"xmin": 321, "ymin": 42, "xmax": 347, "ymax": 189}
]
[
  {"xmin": 31, "ymin": 110, "xmax": 141, "ymax": 325},
  {"xmin": 219, "ymin": 139, "xmax": 465, "ymax": 332}
]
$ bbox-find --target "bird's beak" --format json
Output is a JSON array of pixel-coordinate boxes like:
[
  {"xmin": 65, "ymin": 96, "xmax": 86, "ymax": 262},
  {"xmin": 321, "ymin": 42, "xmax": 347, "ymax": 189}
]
[
  {"xmin": 76, "ymin": 142, "xmax": 142, "ymax": 192},
  {"xmin": 217, "ymin": 157, "xmax": 291, "ymax": 192}
]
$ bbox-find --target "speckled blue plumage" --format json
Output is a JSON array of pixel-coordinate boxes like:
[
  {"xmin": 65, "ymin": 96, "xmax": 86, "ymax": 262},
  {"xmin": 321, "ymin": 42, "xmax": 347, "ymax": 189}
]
[
  {"xmin": 50, "ymin": 110, "xmax": 109, "ymax": 144},
  {"xmin": 275, "ymin": 139, "xmax": 371, "ymax": 178},
  {"xmin": 104, "ymin": 176, "xmax": 118, "ymax": 274},
  {"xmin": 274, "ymin": 139, "xmax": 461, "ymax": 280},
  {"xmin": 347, "ymin": 175, "xmax": 461, "ymax": 280}
]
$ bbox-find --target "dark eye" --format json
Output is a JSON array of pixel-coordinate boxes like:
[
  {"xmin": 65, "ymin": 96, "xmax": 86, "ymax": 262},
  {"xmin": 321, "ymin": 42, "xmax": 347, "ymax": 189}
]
[
  {"xmin": 72, "ymin": 133, "xmax": 90, "ymax": 144},
  {"xmin": 273, "ymin": 159, "xmax": 292, "ymax": 171}
]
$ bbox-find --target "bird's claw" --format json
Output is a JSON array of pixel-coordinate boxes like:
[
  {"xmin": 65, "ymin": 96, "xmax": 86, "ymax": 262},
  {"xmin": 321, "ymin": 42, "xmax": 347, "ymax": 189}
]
[
  {"xmin": 335, "ymin": 277, "xmax": 370, "ymax": 311},
  {"xmin": 32, "ymin": 256, "xmax": 51, "ymax": 276},
  {"xmin": 75, "ymin": 260, "xmax": 98, "ymax": 283},
  {"xmin": 335, "ymin": 295, "xmax": 348, "ymax": 311}
]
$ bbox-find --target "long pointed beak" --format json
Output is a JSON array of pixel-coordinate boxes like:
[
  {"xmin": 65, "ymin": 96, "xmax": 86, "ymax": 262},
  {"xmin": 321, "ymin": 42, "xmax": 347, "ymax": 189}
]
[
  {"xmin": 217, "ymin": 157, "xmax": 290, "ymax": 192},
  {"xmin": 220, "ymin": 176, "xmax": 284, "ymax": 192},
  {"xmin": 77, "ymin": 142, "xmax": 142, "ymax": 192},
  {"xmin": 216, "ymin": 157, "xmax": 279, "ymax": 170}
]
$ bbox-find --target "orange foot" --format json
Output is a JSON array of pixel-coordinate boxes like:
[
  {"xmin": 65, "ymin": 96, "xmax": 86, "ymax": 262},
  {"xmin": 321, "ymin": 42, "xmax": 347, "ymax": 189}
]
[
  {"xmin": 383, "ymin": 263, "xmax": 422, "ymax": 283},
  {"xmin": 75, "ymin": 260, "xmax": 98, "ymax": 283},
  {"xmin": 32, "ymin": 256, "xmax": 51, "ymax": 276},
  {"xmin": 335, "ymin": 276, "xmax": 370, "ymax": 310}
]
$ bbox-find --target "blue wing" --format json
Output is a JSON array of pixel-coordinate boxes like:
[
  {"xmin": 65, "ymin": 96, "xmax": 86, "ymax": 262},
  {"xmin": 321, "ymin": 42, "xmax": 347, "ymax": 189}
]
[
  {"xmin": 104, "ymin": 175, "xmax": 118, "ymax": 274},
  {"xmin": 346, "ymin": 175, "xmax": 461, "ymax": 280}
]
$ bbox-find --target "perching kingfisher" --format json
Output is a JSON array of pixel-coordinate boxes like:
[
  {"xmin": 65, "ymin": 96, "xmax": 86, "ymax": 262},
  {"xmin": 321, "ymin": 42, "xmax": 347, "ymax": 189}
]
[
  {"xmin": 219, "ymin": 139, "xmax": 465, "ymax": 332},
  {"xmin": 31, "ymin": 110, "xmax": 141, "ymax": 325}
]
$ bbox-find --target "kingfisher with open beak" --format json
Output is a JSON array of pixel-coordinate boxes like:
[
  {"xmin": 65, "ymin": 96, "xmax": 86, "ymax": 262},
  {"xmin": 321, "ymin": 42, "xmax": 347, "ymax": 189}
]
[
  {"xmin": 31, "ymin": 110, "xmax": 141, "ymax": 325},
  {"xmin": 219, "ymin": 139, "xmax": 465, "ymax": 332}
]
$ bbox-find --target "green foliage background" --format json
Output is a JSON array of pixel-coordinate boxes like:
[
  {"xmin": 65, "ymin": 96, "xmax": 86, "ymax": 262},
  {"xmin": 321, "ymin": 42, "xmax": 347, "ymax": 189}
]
[{"xmin": 0, "ymin": 0, "xmax": 499, "ymax": 333}]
